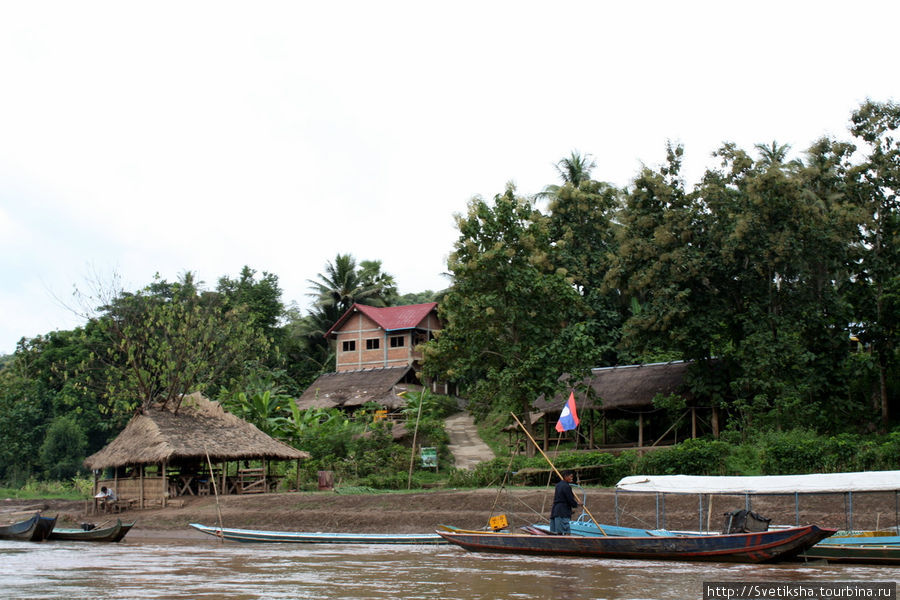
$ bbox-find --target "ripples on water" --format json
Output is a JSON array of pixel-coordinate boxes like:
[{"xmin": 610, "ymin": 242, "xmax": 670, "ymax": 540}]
[{"xmin": 1, "ymin": 537, "xmax": 897, "ymax": 600}]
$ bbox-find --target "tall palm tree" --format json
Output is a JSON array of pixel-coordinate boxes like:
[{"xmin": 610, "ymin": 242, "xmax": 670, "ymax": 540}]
[
  {"xmin": 755, "ymin": 141, "xmax": 803, "ymax": 171},
  {"xmin": 554, "ymin": 150, "xmax": 597, "ymax": 185},
  {"xmin": 305, "ymin": 254, "xmax": 391, "ymax": 335},
  {"xmin": 537, "ymin": 151, "xmax": 598, "ymax": 199}
]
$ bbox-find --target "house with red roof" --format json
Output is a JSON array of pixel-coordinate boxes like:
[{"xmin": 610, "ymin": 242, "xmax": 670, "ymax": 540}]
[
  {"xmin": 295, "ymin": 302, "xmax": 444, "ymax": 415},
  {"xmin": 326, "ymin": 302, "xmax": 441, "ymax": 373}
]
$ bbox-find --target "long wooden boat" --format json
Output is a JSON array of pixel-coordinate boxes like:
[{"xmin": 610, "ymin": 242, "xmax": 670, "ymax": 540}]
[
  {"xmin": 802, "ymin": 544, "xmax": 900, "ymax": 565},
  {"xmin": 815, "ymin": 533, "xmax": 900, "ymax": 546},
  {"xmin": 0, "ymin": 513, "xmax": 57, "ymax": 541},
  {"xmin": 437, "ymin": 525, "xmax": 835, "ymax": 563},
  {"xmin": 49, "ymin": 519, "xmax": 135, "ymax": 542},
  {"xmin": 190, "ymin": 523, "xmax": 447, "ymax": 544}
]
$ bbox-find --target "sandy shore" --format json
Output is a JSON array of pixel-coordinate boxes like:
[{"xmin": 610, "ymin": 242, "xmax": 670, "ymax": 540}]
[{"xmin": 4, "ymin": 487, "xmax": 898, "ymax": 538}]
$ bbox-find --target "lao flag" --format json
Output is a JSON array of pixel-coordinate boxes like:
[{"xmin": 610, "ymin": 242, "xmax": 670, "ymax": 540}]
[{"xmin": 555, "ymin": 391, "xmax": 580, "ymax": 432}]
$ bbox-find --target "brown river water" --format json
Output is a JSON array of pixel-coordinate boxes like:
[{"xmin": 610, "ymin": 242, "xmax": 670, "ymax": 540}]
[{"xmin": 1, "ymin": 534, "xmax": 897, "ymax": 600}]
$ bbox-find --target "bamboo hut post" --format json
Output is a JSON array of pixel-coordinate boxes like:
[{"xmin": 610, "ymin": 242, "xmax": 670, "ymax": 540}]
[
  {"xmin": 139, "ymin": 465, "xmax": 145, "ymax": 509},
  {"xmin": 588, "ymin": 412, "xmax": 595, "ymax": 449},
  {"xmin": 691, "ymin": 407, "xmax": 697, "ymax": 438},
  {"xmin": 162, "ymin": 460, "xmax": 168, "ymax": 508},
  {"xmin": 602, "ymin": 413, "xmax": 607, "ymax": 445},
  {"xmin": 295, "ymin": 459, "xmax": 300, "ymax": 491},
  {"xmin": 638, "ymin": 413, "xmax": 644, "ymax": 448},
  {"xmin": 92, "ymin": 471, "xmax": 99, "ymax": 515}
]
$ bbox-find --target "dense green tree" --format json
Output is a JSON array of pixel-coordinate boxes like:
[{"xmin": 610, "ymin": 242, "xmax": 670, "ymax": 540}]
[
  {"xmin": 847, "ymin": 100, "xmax": 900, "ymax": 428},
  {"xmin": 609, "ymin": 137, "xmax": 866, "ymax": 431},
  {"xmin": 544, "ymin": 155, "xmax": 624, "ymax": 365},
  {"xmin": 39, "ymin": 414, "xmax": 88, "ymax": 480},
  {"xmin": 217, "ymin": 266, "xmax": 285, "ymax": 343},
  {"xmin": 397, "ymin": 290, "xmax": 443, "ymax": 305},
  {"xmin": 0, "ymin": 354, "xmax": 52, "ymax": 481},
  {"xmin": 86, "ymin": 272, "xmax": 268, "ymax": 413},
  {"xmin": 423, "ymin": 185, "xmax": 603, "ymax": 451},
  {"xmin": 604, "ymin": 143, "xmax": 712, "ymax": 361}
]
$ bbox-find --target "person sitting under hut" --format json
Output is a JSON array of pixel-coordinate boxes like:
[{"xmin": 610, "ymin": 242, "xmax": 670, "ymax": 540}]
[{"xmin": 95, "ymin": 486, "xmax": 117, "ymax": 511}]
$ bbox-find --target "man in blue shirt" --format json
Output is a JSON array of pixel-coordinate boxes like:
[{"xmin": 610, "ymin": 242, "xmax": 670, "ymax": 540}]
[{"xmin": 549, "ymin": 470, "xmax": 580, "ymax": 534}]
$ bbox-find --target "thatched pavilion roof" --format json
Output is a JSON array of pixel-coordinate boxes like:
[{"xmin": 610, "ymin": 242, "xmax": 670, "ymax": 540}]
[
  {"xmin": 534, "ymin": 361, "xmax": 693, "ymax": 414},
  {"xmin": 83, "ymin": 393, "xmax": 309, "ymax": 471},
  {"xmin": 296, "ymin": 366, "xmax": 418, "ymax": 410}
]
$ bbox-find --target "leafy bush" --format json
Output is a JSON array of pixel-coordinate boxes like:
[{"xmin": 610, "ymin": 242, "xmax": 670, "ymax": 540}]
[
  {"xmin": 39, "ymin": 415, "xmax": 87, "ymax": 480},
  {"xmin": 0, "ymin": 477, "xmax": 89, "ymax": 500},
  {"xmin": 758, "ymin": 429, "xmax": 830, "ymax": 474},
  {"xmin": 636, "ymin": 438, "xmax": 731, "ymax": 475},
  {"xmin": 401, "ymin": 390, "xmax": 458, "ymax": 421}
]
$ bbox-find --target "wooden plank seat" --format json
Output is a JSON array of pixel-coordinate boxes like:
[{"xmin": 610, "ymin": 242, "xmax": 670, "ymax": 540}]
[{"xmin": 107, "ymin": 498, "xmax": 139, "ymax": 514}]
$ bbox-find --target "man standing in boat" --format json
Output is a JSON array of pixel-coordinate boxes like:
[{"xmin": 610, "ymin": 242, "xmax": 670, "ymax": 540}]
[{"xmin": 549, "ymin": 470, "xmax": 580, "ymax": 535}]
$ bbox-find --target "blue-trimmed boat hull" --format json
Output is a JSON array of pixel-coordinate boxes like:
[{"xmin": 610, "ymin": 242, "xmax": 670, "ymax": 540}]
[
  {"xmin": 49, "ymin": 519, "xmax": 134, "ymax": 542},
  {"xmin": 190, "ymin": 523, "xmax": 446, "ymax": 544},
  {"xmin": 0, "ymin": 513, "xmax": 56, "ymax": 541},
  {"xmin": 438, "ymin": 525, "xmax": 835, "ymax": 563},
  {"xmin": 816, "ymin": 534, "xmax": 900, "ymax": 546},
  {"xmin": 802, "ymin": 544, "xmax": 900, "ymax": 564}
]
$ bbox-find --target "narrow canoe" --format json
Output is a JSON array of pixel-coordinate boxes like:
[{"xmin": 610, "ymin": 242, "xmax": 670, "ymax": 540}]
[
  {"xmin": 802, "ymin": 544, "xmax": 900, "ymax": 565},
  {"xmin": 49, "ymin": 520, "xmax": 135, "ymax": 542},
  {"xmin": 190, "ymin": 523, "xmax": 447, "ymax": 544},
  {"xmin": 0, "ymin": 513, "xmax": 56, "ymax": 541},
  {"xmin": 815, "ymin": 534, "xmax": 900, "ymax": 546},
  {"xmin": 437, "ymin": 525, "xmax": 835, "ymax": 563}
]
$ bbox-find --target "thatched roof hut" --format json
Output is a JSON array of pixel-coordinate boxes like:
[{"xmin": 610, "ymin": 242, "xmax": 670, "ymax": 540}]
[
  {"xmin": 518, "ymin": 361, "xmax": 708, "ymax": 452},
  {"xmin": 84, "ymin": 392, "xmax": 308, "ymax": 471},
  {"xmin": 296, "ymin": 366, "xmax": 419, "ymax": 411},
  {"xmin": 83, "ymin": 393, "xmax": 309, "ymax": 509},
  {"xmin": 534, "ymin": 361, "xmax": 693, "ymax": 413}
]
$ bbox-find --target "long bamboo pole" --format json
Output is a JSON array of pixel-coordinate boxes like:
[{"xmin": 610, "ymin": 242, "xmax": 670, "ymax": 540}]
[
  {"xmin": 407, "ymin": 390, "xmax": 425, "ymax": 490},
  {"xmin": 510, "ymin": 412, "xmax": 606, "ymax": 534},
  {"xmin": 205, "ymin": 449, "xmax": 224, "ymax": 540}
]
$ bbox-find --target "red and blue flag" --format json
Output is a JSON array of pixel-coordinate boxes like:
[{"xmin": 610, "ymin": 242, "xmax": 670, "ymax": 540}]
[{"xmin": 555, "ymin": 391, "xmax": 580, "ymax": 432}]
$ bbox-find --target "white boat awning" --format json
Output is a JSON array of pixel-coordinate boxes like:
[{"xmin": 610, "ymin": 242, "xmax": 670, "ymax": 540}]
[{"xmin": 615, "ymin": 471, "xmax": 900, "ymax": 495}]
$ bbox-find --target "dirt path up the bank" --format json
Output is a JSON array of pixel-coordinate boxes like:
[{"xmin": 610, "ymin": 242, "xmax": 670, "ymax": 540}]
[{"xmin": 445, "ymin": 412, "xmax": 495, "ymax": 470}]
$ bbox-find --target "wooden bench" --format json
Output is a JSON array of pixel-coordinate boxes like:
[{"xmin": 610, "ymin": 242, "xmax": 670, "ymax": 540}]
[{"xmin": 109, "ymin": 498, "xmax": 139, "ymax": 513}]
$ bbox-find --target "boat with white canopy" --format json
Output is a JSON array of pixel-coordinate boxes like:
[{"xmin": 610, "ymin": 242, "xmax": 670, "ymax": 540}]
[{"xmin": 614, "ymin": 471, "xmax": 900, "ymax": 533}]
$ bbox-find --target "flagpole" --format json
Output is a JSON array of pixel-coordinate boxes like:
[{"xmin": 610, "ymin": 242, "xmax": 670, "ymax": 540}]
[{"xmin": 510, "ymin": 412, "xmax": 606, "ymax": 534}]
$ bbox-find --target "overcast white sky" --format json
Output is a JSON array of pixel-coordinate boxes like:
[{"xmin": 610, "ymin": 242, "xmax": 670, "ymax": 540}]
[{"xmin": 1, "ymin": 1, "xmax": 898, "ymax": 355}]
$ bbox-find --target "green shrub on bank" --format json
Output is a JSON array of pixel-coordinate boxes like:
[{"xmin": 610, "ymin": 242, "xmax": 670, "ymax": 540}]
[
  {"xmin": 442, "ymin": 428, "xmax": 900, "ymax": 489},
  {"xmin": 636, "ymin": 438, "xmax": 731, "ymax": 476},
  {"xmin": 0, "ymin": 475, "xmax": 92, "ymax": 500}
]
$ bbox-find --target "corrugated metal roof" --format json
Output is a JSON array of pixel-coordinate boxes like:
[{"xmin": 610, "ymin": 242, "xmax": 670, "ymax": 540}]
[{"xmin": 325, "ymin": 302, "xmax": 438, "ymax": 338}]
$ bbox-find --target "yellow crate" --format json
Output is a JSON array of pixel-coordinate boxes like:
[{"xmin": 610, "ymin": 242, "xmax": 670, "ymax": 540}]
[{"xmin": 489, "ymin": 514, "xmax": 508, "ymax": 531}]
